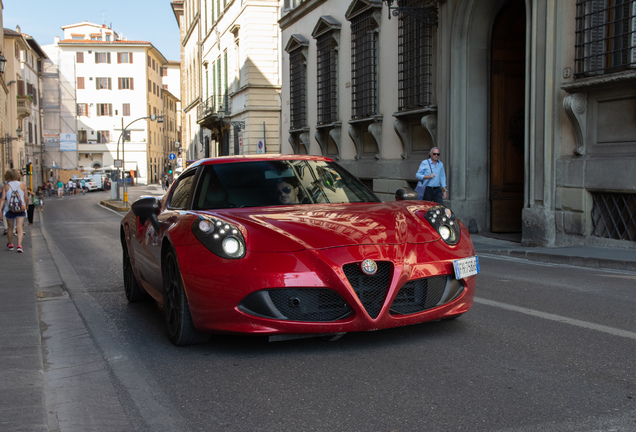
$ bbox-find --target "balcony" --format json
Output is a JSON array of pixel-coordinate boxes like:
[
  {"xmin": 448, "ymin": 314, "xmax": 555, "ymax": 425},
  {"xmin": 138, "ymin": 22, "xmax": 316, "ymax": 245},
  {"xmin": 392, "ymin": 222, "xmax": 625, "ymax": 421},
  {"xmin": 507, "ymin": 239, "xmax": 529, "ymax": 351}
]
[
  {"xmin": 197, "ymin": 95, "xmax": 230, "ymax": 129},
  {"xmin": 17, "ymin": 95, "xmax": 32, "ymax": 120}
]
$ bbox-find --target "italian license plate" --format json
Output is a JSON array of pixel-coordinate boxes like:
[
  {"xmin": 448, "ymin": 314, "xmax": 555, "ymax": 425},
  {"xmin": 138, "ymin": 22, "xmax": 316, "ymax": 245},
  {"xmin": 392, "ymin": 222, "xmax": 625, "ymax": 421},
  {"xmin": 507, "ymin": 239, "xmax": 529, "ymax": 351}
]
[{"xmin": 453, "ymin": 256, "xmax": 480, "ymax": 279}]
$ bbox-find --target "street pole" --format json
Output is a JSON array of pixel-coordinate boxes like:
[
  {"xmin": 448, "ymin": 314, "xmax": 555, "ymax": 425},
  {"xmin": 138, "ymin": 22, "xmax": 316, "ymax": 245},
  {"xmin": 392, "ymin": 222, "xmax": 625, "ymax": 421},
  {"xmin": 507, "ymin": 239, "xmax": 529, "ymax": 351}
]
[{"xmin": 116, "ymin": 115, "xmax": 164, "ymax": 206}]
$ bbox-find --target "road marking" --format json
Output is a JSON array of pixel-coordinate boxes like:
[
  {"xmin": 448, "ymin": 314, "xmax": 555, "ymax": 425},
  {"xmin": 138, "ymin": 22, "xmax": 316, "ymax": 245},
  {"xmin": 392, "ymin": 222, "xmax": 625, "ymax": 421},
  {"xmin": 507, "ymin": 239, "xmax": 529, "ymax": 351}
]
[{"xmin": 474, "ymin": 297, "xmax": 636, "ymax": 341}]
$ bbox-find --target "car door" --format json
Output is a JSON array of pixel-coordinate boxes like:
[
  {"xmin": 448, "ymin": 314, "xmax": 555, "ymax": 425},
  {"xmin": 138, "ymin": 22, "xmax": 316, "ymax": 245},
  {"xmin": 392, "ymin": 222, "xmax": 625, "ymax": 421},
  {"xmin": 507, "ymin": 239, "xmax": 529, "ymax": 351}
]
[{"xmin": 145, "ymin": 171, "xmax": 198, "ymax": 291}]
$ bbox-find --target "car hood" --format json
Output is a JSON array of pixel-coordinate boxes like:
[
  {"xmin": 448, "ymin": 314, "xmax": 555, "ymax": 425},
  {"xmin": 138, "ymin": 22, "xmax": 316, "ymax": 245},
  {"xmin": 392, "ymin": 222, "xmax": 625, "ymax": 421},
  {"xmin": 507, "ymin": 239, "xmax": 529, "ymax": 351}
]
[{"xmin": 215, "ymin": 201, "xmax": 445, "ymax": 252}]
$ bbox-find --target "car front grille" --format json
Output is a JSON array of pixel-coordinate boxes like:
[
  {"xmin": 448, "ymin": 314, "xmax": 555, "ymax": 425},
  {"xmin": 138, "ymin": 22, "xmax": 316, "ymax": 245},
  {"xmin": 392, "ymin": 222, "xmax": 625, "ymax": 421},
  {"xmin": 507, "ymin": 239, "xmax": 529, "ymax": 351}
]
[{"xmin": 343, "ymin": 261, "xmax": 392, "ymax": 319}]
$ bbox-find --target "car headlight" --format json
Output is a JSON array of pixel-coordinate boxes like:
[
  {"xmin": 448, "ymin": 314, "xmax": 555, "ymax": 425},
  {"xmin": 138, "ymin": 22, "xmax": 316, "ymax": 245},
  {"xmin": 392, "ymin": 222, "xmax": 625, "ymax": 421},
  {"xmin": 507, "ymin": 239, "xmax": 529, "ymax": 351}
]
[
  {"xmin": 424, "ymin": 205, "xmax": 461, "ymax": 245},
  {"xmin": 192, "ymin": 216, "xmax": 246, "ymax": 259}
]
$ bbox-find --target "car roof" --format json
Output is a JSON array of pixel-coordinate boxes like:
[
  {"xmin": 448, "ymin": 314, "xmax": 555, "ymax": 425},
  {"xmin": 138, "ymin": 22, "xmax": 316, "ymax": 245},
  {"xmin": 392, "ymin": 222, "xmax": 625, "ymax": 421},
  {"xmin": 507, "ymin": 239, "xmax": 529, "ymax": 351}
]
[{"xmin": 184, "ymin": 154, "xmax": 335, "ymax": 173}]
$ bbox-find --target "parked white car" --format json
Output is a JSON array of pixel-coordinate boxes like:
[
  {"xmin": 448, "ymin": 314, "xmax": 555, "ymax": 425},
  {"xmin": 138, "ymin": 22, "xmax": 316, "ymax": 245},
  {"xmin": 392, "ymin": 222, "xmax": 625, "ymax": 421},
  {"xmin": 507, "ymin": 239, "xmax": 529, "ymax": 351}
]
[{"xmin": 80, "ymin": 178, "xmax": 98, "ymax": 191}]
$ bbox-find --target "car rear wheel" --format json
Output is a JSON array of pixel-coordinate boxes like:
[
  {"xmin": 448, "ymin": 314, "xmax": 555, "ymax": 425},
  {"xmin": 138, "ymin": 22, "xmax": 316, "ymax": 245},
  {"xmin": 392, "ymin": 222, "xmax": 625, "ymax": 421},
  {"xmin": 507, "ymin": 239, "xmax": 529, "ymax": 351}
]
[
  {"xmin": 162, "ymin": 250, "xmax": 210, "ymax": 346},
  {"xmin": 123, "ymin": 243, "xmax": 148, "ymax": 302}
]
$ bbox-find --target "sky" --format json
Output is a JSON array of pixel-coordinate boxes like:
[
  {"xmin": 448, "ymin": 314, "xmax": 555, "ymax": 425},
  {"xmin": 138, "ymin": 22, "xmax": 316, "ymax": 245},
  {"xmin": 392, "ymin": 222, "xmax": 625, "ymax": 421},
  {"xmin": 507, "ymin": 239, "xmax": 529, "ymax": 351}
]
[{"xmin": 3, "ymin": 0, "xmax": 181, "ymax": 61}]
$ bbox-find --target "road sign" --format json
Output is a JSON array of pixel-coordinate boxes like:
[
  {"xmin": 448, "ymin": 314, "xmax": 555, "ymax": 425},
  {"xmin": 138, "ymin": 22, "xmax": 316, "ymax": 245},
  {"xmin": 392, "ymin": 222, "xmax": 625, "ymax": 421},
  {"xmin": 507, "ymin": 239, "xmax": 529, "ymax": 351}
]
[
  {"xmin": 169, "ymin": 153, "xmax": 176, "ymax": 160},
  {"xmin": 257, "ymin": 140, "xmax": 264, "ymax": 154},
  {"xmin": 114, "ymin": 159, "xmax": 123, "ymax": 168}
]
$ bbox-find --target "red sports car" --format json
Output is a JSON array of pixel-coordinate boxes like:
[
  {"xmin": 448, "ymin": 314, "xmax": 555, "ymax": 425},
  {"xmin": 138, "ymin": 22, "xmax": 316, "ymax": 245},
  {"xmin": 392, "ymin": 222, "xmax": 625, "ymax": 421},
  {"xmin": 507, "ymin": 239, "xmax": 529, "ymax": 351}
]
[{"xmin": 120, "ymin": 155, "xmax": 479, "ymax": 345}]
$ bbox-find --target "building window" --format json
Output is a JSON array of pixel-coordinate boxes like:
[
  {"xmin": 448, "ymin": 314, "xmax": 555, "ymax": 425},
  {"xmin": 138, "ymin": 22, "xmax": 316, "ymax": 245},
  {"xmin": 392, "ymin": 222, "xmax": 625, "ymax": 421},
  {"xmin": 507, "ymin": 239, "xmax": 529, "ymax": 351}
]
[
  {"xmin": 77, "ymin": 103, "xmax": 89, "ymax": 116},
  {"xmin": 77, "ymin": 77, "xmax": 85, "ymax": 90},
  {"xmin": 118, "ymin": 77, "xmax": 134, "ymax": 90},
  {"xmin": 314, "ymin": 18, "xmax": 340, "ymax": 125},
  {"xmin": 78, "ymin": 130, "xmax": 88, "ymax": 143},
  {"xmin": 118, "ymin": 52, "xmax": 133, "ymax": 63},
  {"xmin": 398, "ymin": 1, "xmax": 437, "ymax": 110},
  {"xmin": 288, "ymin": 38, "xmax": 309, "ymax": 130},
  {"xmin": 96, "ymin": 103, "xmax": 113, "ymax": 116},
  {"xmin": 95, "ymin": 52, "xmax": 111, "ymax": 64},
  {"xmin": 96, "ymin": 77, "xmax": 112, "ymax": 90},
  {"xmin": 96, "ymin": 130, "xmax": 110, "ymax": 143},
  {"xmin": 123, "ymin": 103, "xmax": 131, "ymax": 116},
  {"xmin": 575, "ymin": 0, "xmax": 636, "ymax": 77},
  {"xmin": 349, "ymin": 8, "xmax": 379, "ymax": 119},
  {"xmin": 591, "ymin": 192, "xmax": 636, "ymax": 241},
  {"xmin": 76, "ymin": 52, "xmax": 84, "ymax": 63},
  {"xmin": 284, "ymin": 0, "xmax": 306, "ymax": 12}
]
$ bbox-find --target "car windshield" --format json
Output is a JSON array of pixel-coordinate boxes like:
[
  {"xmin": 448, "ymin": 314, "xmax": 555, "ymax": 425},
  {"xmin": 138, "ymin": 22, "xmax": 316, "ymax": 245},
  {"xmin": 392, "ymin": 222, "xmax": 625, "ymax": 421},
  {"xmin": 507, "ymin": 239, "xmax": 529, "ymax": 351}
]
[{"xmin": 193, "ymin": 160, "xmax": 380, "ymax": 209}]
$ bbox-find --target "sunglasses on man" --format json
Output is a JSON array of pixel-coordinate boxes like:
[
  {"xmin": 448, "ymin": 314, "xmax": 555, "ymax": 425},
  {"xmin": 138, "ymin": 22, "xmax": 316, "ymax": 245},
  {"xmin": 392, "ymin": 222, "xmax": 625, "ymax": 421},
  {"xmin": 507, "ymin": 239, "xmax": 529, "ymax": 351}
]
[{"xmin": 277, "ymin": 186, "xmax": 292, "ymax": 194}]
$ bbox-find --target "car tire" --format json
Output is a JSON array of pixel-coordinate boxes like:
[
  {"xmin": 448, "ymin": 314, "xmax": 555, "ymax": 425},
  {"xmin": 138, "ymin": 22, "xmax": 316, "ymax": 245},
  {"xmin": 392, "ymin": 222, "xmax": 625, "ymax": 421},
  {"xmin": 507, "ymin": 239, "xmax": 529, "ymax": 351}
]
[
  {"xmin": 123, "ymin": 243, "xmax": 148, "ymax": 302},
  {"xmin": 162, "ymin": 250, "xmax": 210, "ymax": 346}
]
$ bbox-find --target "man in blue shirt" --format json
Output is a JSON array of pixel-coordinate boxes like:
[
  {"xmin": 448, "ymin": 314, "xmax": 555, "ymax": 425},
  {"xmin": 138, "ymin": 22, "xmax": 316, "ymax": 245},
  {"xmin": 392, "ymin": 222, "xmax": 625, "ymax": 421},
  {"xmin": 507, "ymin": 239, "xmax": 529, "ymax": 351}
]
[{"xmin": 415, "ymin": 147, "xmax": 447, "ymax": 205}]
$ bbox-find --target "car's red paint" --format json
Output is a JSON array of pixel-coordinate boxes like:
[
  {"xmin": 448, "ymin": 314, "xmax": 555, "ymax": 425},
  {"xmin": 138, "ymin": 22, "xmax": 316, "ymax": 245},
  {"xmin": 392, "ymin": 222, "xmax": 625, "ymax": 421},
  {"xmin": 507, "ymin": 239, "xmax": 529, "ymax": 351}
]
[{"xmin": 121, "ymin": 155, "xmax": 477, "ymax": 343}]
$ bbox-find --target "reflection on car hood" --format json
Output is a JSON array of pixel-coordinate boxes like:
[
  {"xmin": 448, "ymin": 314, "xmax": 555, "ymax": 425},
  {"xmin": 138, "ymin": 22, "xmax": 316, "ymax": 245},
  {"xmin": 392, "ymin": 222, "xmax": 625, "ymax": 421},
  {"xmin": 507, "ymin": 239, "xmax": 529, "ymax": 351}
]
[{"xmin": 221, "ymin": 201, "xmax": 443, "ymax": 252}]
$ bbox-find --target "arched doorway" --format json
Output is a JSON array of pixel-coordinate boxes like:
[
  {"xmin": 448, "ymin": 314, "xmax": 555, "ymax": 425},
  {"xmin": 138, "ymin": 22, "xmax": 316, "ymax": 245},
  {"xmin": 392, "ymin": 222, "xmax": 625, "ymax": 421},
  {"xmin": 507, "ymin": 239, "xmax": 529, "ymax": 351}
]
[{"xmin": 490, "ymin": 0, "xmax": 526, "ymax": 232}]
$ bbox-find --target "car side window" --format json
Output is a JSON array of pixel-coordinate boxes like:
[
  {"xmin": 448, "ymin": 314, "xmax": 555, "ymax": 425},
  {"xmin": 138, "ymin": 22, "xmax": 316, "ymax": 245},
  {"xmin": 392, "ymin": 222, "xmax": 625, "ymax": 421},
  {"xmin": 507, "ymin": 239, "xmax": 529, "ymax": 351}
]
[{"xmin": 167, "ymin": 173, "xmax": 196, "ymax": 209}]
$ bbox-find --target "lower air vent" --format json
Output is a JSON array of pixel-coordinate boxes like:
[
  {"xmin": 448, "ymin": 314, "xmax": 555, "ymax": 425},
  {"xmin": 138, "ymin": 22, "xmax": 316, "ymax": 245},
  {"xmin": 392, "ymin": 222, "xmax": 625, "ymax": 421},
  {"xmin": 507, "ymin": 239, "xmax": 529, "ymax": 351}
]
[
  {"xmin": 391, "ymin": 276, "xmax": 464, "ymax": 316},
  {"xmin": 239, "ymin": 289, "xmax": 351, "ymax": 322}
]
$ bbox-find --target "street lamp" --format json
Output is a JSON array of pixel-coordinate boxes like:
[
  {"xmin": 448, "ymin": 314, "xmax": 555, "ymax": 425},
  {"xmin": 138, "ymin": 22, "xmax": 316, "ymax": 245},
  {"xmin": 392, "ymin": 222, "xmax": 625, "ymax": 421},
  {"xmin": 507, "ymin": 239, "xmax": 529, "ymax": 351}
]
[
  {"xmin": 116, "ymin": 115, "xmax": 164, "ymax": 205},
  {"xmin": 0, "ymin": 53, "xmax": 7, "ymax": 74}
]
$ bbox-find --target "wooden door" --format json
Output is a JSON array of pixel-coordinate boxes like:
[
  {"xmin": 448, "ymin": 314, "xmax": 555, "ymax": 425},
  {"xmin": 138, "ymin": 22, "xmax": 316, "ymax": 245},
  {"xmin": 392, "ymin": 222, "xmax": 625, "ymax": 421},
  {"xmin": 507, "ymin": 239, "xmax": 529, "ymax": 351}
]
[{"xmin": 490, "ymin": 0, "xmax": 526, "ymax": 233}]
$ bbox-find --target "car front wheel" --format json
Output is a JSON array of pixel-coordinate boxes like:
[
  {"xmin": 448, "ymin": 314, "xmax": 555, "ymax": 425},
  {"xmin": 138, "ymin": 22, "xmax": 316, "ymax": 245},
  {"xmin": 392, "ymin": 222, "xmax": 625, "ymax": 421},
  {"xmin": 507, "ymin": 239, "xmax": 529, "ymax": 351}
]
[
  {"xmin": 162, "ymin": 250, "xmax": 209, "ymax": 346},
  {"xmin": 123, "ymin": 242, "xmax": 147, "ymax": 302}
]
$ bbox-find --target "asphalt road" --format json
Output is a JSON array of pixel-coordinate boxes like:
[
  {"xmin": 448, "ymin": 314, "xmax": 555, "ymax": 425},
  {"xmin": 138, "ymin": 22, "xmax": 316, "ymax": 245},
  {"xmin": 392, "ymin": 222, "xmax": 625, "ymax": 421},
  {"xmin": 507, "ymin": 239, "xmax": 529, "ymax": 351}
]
[{"xmin": 38, "ymin": 186, "xmax": 636, "ymax": 432}]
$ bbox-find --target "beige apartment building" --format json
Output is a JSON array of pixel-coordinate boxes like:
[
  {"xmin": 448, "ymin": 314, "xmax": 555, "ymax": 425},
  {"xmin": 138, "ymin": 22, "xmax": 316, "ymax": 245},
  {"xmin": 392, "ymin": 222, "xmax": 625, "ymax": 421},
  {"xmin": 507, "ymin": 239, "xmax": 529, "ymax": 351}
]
[
  {"xmin": 42, "ymin": 21, "xmax": 181, "ymax": 185},
  {"xmin": 279, "ymin": 0, "xmax": 636, "ymax": 248},
  {"xmin": 1, "ymin": 25, "xmax": 46, "ymax": 189},
  {"xmin": 174, "ymin": 0, "xmax": 281, "ymax": 161}
]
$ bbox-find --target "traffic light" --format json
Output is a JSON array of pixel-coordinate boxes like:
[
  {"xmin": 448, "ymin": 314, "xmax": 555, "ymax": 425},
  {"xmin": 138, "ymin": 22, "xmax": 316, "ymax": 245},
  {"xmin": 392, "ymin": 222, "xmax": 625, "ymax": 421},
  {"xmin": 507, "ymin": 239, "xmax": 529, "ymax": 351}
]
[
  {"xmin": 168, "ymin": 163, "xmax": 173, "ymax": 174},
  {"xmin": 26, "ymin": 162, "xmax": 33, "ymax": 175}
]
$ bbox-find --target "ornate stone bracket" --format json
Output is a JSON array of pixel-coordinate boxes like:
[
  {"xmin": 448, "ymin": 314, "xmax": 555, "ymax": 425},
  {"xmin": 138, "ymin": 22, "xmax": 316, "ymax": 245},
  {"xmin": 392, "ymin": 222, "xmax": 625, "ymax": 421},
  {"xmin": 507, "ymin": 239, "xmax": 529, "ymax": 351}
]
[
  {"xmin": 393, "ymin": 119, "xmax": 408, "ymax": 159},
  {"xmin": 288, "ymin": 128, "xmax": 310, "ymax": 154},
  {"xmin": 421, "ymin": 114, "xmax": 437, "ymax": 147},
  {"xmin": 393, "ymin": 111, "xmax": 437, "ymax": 159},
  {"xmin": 299, "ymin": 131, "xmax": 310, "ymax": 154},
  {"xmin": 314, "ymin": 123, "xmax": 342, "ymax": 159},
  {"xmin": 563, "ymin": 93, "xmax": 587, "ymax": 156},
  {"xmin": 348, "ymin": 116, "xmax": 382, "ymax": 160}
]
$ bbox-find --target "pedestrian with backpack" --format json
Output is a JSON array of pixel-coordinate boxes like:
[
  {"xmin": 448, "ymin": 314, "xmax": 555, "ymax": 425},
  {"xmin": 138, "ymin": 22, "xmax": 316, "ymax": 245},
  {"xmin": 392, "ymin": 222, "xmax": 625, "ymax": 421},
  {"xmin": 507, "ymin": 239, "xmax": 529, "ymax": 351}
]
[{"xmin": 0, "ymin": 168, "xmax": 28, "ymax": 253}]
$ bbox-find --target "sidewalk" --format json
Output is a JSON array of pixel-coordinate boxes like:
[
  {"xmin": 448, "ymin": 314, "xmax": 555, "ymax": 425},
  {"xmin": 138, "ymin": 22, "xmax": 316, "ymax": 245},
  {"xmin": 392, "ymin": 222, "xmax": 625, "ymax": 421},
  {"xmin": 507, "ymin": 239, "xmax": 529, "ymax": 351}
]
[
  {"xmin": 471, "ymin": 234, "xmax": 636, "ymax": 272},
  {"xmin": 0, "ymin": 227, "xmax": 47, "ymax": 431},
  {"xmin": 1, "ymin": 219, "xmax": 635, "ymax": 431}
]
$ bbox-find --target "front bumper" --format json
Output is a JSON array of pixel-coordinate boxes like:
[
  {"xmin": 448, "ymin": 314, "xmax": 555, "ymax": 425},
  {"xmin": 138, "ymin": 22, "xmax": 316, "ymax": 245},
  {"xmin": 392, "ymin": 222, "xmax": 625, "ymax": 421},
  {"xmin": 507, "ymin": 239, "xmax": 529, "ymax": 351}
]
[{"xmin": 177, "ymin": 239, "xmax": 476, "ymax": 335}]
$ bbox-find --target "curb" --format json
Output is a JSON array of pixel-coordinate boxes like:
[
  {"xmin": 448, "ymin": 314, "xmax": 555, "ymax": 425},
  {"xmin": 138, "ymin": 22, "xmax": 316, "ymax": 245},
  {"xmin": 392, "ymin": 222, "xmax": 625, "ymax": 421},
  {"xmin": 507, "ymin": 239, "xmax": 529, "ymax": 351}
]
[
  {"xmin": 100, "ymin": 200, "xmax": 130, "ymax": 212},
  {"xmin": 479, "ymin": 249, "xmax": 636, "ymax": 272}
]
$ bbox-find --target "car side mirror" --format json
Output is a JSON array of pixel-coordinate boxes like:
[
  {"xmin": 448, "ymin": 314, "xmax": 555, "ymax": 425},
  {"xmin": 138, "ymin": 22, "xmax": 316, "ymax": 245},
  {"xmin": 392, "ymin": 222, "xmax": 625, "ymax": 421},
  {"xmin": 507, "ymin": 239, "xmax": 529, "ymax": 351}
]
[
  {"xmin": 132, "ymin": 196, "xmax": 161, "ymax": 232},
  {"xmin": 395, "ymin": 187, "xmax": 419, "ymax": 201}
]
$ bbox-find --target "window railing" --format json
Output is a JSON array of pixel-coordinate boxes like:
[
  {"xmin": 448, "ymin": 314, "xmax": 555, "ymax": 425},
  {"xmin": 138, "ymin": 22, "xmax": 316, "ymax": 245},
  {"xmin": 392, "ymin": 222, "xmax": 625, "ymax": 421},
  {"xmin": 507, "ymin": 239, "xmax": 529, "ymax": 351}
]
[
  {"xmin": 197, "ymin": 95, "xmax": 230, "ymax": 122},
  {"xmin": 574, "ymin": 0, "xmax": 636, "ymax": 77}
]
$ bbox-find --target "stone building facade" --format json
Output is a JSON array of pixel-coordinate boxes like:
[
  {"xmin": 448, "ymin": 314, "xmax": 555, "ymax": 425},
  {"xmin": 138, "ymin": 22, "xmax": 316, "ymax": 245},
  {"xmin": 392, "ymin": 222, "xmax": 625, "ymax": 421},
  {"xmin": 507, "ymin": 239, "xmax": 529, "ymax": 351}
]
[
  {"xmin": 279, "ymin": 0, "xmax": 636, "ymax": 248},
  {"xmin": 175, "ymin": 0, "xmax": 281, "ymax": 162}
]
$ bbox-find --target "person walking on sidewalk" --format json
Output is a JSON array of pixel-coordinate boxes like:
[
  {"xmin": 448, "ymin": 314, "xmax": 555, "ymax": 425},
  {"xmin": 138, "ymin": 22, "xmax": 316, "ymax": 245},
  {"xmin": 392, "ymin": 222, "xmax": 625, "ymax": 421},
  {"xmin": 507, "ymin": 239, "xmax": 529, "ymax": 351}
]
[
  {"xmin": 26, "ymin": 187, "xmax": 39, "ymax": 225},
  {"xmin": 0, "ymin": 168, "xmax": 28, "ymax": 253},
  {"xmin": 415, "ymin": 147, "xmax": 447, "ymax": 205},
  {"xmin": 37, "ymin": 186, "xmax": 44, "ymax": 212}
]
